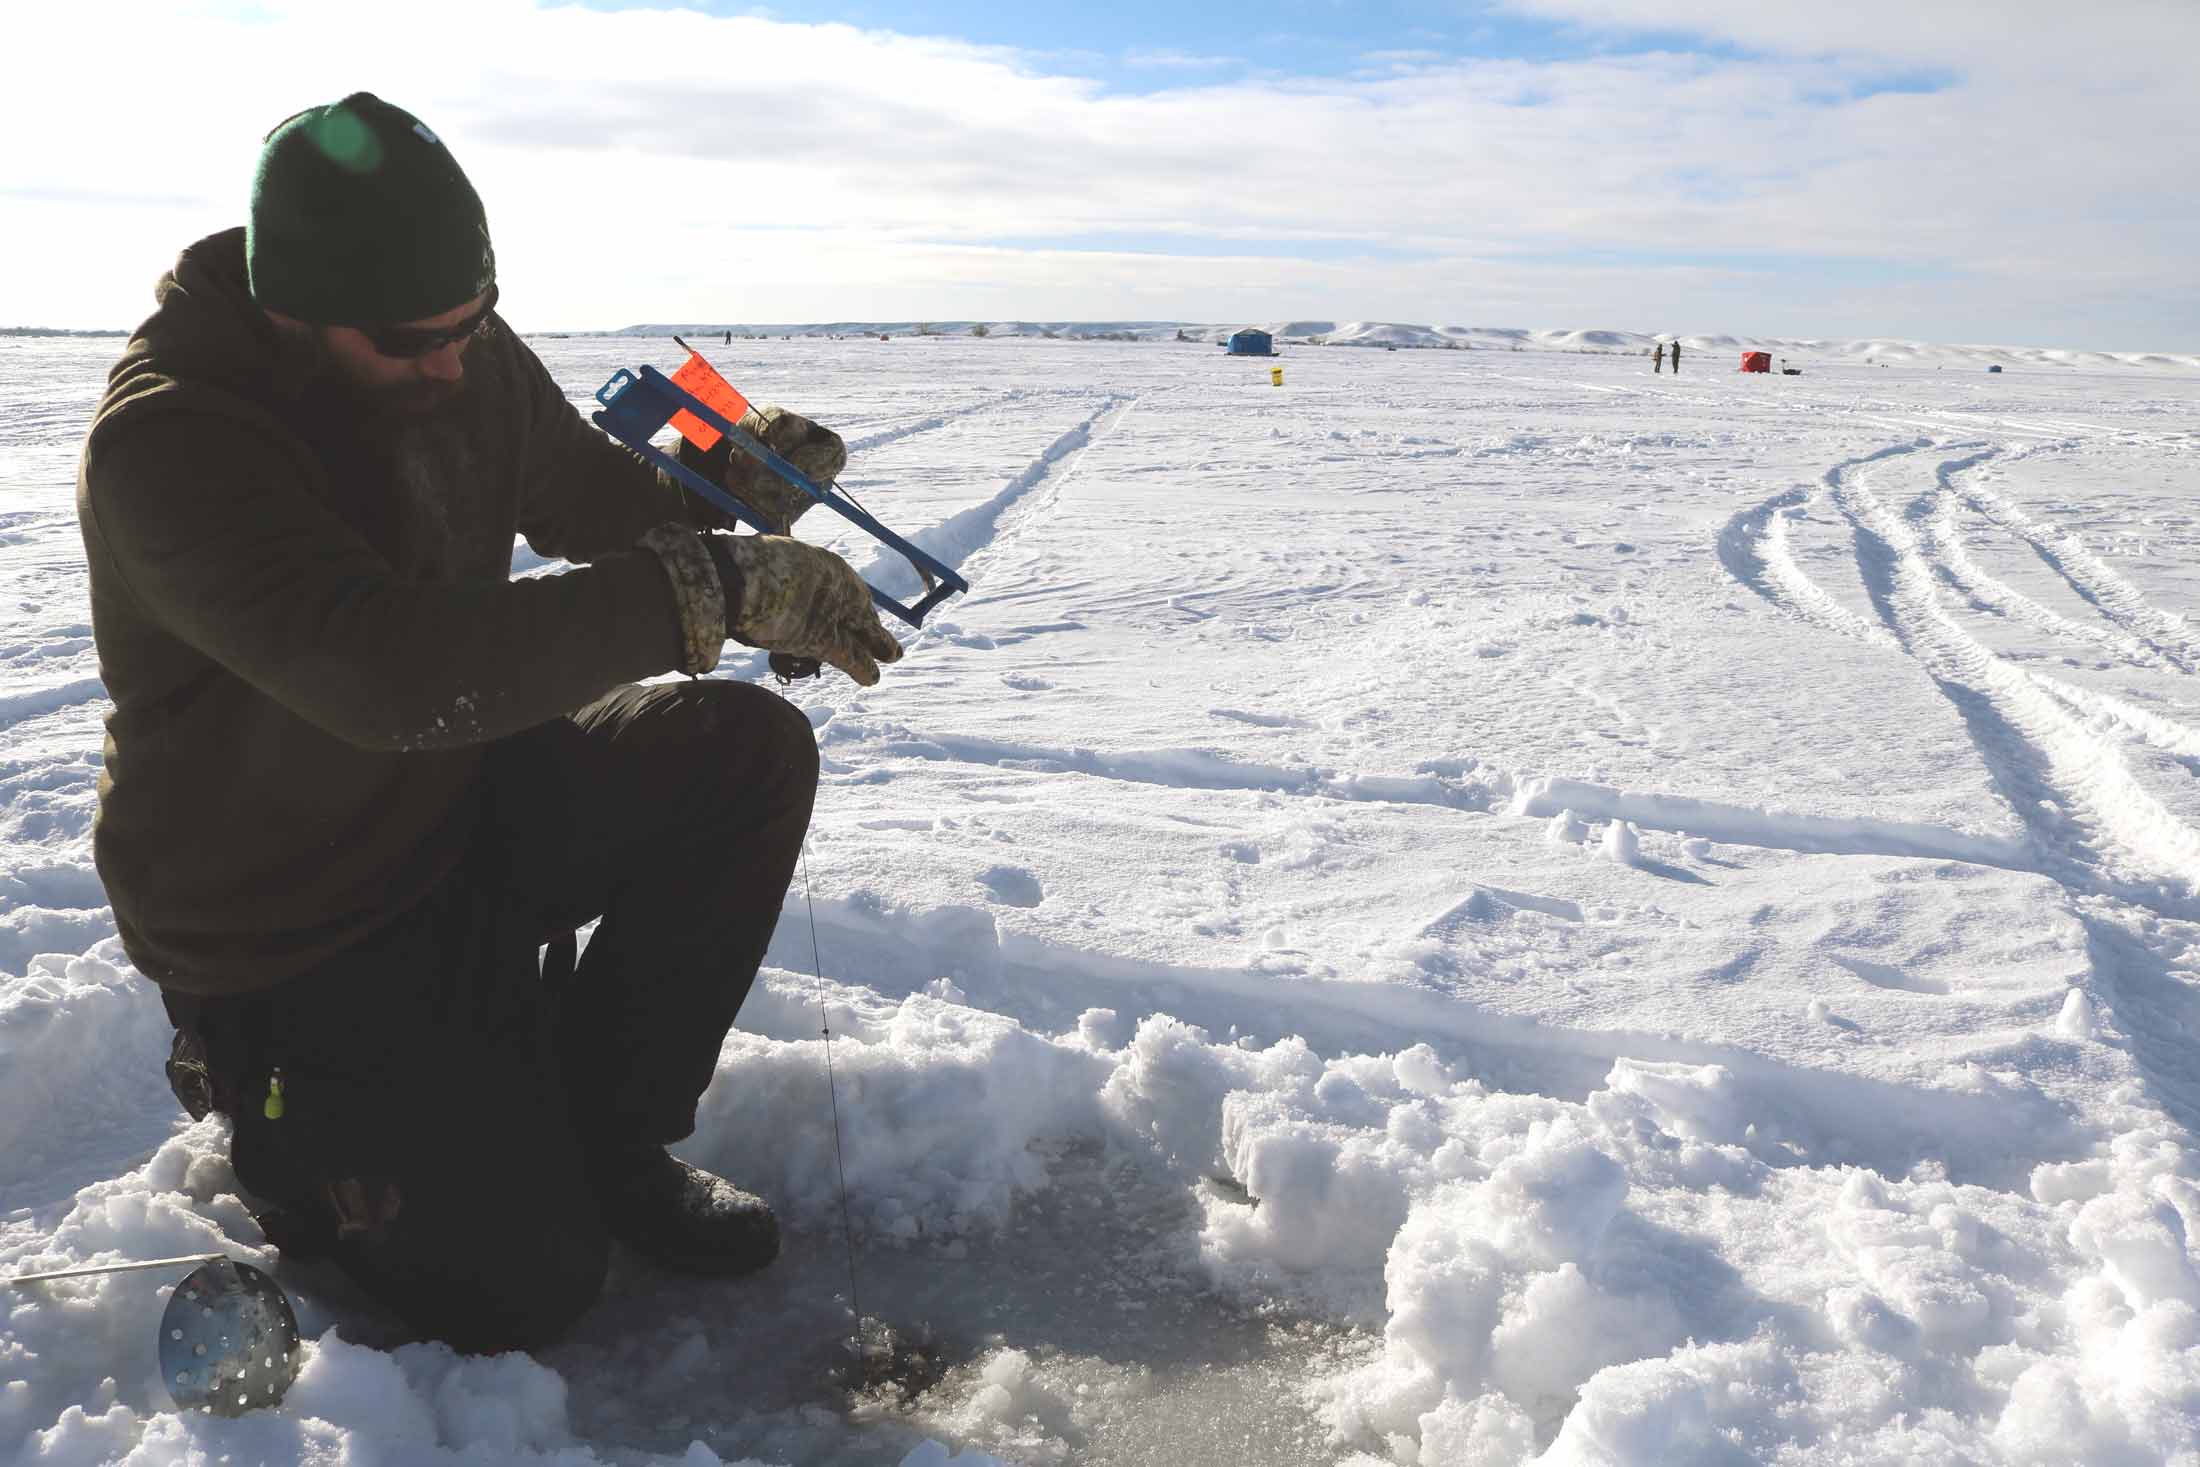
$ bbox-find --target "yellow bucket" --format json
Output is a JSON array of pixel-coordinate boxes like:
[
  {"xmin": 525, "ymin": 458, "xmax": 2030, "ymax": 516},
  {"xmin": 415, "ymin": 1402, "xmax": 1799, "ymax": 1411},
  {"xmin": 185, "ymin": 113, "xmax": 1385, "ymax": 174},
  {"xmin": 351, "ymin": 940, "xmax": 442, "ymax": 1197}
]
[{"xmin": 1270, "ymin": 365, "xmax": 1284, "ymax": 386}]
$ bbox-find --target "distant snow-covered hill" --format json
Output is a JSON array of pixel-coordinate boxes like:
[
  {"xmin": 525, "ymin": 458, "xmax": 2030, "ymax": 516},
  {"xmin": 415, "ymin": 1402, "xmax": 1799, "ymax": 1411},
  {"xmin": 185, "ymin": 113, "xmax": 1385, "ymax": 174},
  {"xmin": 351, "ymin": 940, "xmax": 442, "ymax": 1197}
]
[
  {"xmin": 605, "ymin": 319, "xmax": 2200, "ymax": 372},
  {"xmin": 1316, "ymin": 321, "xmax": 2200, "ymax": 372}
]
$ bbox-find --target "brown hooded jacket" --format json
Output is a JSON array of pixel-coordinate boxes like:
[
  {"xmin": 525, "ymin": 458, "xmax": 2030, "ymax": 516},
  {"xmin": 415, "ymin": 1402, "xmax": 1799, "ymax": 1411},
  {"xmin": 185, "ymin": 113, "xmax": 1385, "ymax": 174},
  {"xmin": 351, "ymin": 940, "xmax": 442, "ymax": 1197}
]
[{"xmin": 78, "ymin": 229, "xmax": 725, "ymax": 994}]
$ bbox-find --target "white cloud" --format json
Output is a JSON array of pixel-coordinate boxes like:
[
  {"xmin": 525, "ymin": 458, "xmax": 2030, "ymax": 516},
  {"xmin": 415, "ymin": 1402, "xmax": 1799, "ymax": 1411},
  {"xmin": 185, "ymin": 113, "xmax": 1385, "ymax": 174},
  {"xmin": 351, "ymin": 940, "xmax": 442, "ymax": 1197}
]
[
  {"xmin": 1122, "ymin": 48, "xmax": 1243, "ymax": 70},
  {"xmin": 0, "ymin": 0, "xmax": 2190, "ymax": 348},
  {"xmin": 1497, "ymin": 0, "xmax": 2199, "ymax": 76}
]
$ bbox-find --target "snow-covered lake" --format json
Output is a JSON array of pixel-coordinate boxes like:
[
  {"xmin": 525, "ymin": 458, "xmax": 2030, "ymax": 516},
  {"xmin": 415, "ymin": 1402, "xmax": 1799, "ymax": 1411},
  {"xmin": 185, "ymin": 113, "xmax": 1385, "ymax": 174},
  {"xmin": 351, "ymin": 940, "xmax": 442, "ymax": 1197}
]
[{"xmin": 4, "ymin": 332, "xmax": 2199, "ymax": 1464}]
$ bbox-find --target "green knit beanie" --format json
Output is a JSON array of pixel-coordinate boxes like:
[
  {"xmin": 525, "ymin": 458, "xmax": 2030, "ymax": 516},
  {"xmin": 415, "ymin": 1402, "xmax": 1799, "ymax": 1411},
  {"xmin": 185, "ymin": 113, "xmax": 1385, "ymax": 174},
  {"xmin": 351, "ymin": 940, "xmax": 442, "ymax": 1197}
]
[{"xmin": 247, "ymin": 93, "xmax": 495, "ymax": 326}]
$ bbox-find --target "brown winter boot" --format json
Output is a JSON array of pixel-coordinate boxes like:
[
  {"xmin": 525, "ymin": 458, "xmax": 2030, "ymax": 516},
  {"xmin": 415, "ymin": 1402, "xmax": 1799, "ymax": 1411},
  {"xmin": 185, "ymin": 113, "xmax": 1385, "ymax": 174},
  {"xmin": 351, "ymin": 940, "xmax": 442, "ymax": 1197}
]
[{"xmin": 587, "ymin": 1144, "xmax": 780, "ymax": 1278}]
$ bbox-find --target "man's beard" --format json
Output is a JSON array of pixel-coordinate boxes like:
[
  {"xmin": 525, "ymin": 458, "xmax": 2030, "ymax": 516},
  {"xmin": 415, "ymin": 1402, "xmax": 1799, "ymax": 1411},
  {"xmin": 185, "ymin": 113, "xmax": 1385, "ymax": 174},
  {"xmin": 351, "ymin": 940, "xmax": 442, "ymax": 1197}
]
[
  {"xmin": 356, "ymin": 375, "xmax": 466, "ymax": 422},
  {"xmin": 271, "ymin": 322, "xmax": 470, "ymax": 438}
]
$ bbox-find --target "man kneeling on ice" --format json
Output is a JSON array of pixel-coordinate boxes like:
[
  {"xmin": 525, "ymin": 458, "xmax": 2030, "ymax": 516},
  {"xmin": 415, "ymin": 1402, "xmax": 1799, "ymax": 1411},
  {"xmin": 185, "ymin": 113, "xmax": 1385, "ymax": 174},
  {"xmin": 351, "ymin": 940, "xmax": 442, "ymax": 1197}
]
[{"xmin": 77, "ymin": 93, "xmax": 902, "ymax": 1352}]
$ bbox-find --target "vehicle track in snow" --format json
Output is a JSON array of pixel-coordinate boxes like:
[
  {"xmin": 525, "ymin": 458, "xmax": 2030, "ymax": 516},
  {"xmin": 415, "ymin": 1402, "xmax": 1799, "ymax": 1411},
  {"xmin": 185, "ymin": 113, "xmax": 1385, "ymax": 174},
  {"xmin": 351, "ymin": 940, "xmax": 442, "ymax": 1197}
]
[
  {"xmin": 1733, "ymin": 440, "xmax": 2200, "ymax": 1128},
  {"xmin": 842, "ymin": 386, "xmax": 1045, "ymax": 457},
  {"xmin": 1827, "ymin": 445, "xmax": 2200, "ymax": 903},
  {"xmin": 1912, "ymin": 460, "xmax": 2200, "ymax": 763},
  {"xmin": 2027, "ymin": 675, "xmax": 2200, "ymax": 775},
  {"xmin": 861, "ymin": 394, "xmax": 1137, "ymax": 614},
  {"xmin": 1958, "ymin": 469, "xmax": 2200, "ymax": 674},
  {"xmin": 1718, "ymin": 446, "xmax": 1913, "ymax": 654},
  {"xmin": 1917, "ymin": 461, "xmax": 2183, "ymax": 674},
  {"xmin": 1724, "ymin": 442, "xmax": 2200, "ymax": 889}
]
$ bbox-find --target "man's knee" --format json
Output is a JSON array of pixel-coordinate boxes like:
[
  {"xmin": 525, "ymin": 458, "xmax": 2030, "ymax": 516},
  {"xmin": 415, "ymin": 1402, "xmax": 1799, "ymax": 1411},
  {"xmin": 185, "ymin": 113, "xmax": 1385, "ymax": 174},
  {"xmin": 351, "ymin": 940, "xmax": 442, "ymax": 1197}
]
[
  {"xmin": 467, "ymin": 1217, "xmax": 610, "ymax": 1353},
  {"xmin": 347, "ymin": 1198, "xmax": 611, "ymax": 1355},
  {"xmin": 682, "ymin": 680, "xmax": 820, "ymax": 802}
]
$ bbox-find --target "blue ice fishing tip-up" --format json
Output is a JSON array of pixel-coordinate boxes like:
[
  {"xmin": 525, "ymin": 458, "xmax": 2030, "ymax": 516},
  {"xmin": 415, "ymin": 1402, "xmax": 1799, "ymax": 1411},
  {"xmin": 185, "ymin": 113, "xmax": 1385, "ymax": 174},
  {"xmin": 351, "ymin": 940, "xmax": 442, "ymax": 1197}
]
[{"xmin": 592, "ymin": 365, "xmax": 969, "ymax": 628}]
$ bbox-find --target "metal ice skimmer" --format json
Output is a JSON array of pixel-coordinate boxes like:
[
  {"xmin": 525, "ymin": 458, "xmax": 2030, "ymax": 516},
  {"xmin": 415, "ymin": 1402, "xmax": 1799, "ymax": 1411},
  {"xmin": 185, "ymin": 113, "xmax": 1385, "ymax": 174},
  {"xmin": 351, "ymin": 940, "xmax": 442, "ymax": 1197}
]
[{"xmin": 10, "ymin": 1254, "xmax": 302, "ymax": 1417}]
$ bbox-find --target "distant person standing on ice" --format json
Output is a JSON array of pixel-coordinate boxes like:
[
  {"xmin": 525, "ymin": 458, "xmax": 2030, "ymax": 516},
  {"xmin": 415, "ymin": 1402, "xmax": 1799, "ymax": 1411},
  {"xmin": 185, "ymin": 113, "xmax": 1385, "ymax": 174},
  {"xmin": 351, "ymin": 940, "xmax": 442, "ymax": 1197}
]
[
  {"xmin": 1670, "ymin": 337, "xmax": 1682, "ymax": 374},
  {"xmin": 1654, "ymin": 342, "xmax": 1665, "ymax": 373},
  {"xmin": 76, "ymin": 93, "xmax": 902, "ymax": 1353}
]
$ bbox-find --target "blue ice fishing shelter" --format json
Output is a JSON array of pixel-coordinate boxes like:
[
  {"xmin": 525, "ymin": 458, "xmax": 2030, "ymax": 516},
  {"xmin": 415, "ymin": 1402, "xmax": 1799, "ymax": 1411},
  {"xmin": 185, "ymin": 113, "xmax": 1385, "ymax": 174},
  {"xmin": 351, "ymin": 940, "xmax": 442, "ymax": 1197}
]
[
  {"xmin": 1987, "ymin": 364, "xmax": 2003, "ymax": 373},
  {"xmin": 1226, "ymin": 329, "xmax": 1274, "ymax": 356}
]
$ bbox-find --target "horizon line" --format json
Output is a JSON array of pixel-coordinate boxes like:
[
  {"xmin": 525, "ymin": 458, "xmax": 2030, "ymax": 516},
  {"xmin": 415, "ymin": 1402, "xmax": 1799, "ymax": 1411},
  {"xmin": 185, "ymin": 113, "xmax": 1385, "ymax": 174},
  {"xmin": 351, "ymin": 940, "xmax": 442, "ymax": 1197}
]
[{"xmin": 7, "ymin": 321, "xmax": 2197, "ymax": 362}]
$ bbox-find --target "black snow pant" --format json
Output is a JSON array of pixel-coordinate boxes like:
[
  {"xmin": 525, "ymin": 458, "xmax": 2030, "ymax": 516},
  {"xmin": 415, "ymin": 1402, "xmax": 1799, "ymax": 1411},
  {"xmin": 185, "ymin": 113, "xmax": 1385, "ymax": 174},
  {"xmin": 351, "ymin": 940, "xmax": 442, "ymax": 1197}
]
[{"xmin": 161, "ymin": 680, "xmax": 819, "ymax": 1353}]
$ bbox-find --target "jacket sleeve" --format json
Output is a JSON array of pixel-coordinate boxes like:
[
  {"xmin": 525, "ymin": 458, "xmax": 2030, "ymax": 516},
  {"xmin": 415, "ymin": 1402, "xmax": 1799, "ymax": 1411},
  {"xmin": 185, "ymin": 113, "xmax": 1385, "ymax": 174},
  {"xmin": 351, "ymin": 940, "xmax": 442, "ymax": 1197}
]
[
  {"xmin": 82, "ymin": 410, "xmax": 712, "ymax": 752},
  {"xmin": 509, "ymin": 338, "xmax": 730, "ymax": 561}
]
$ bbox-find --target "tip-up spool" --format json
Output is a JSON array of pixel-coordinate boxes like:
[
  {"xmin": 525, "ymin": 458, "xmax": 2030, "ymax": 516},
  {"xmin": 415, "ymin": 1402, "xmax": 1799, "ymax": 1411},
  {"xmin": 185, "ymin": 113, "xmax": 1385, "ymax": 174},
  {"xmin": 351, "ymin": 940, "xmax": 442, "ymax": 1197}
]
[{"xmin": 593, "ymin": 367, "xmax": 968, "ymax": 628}]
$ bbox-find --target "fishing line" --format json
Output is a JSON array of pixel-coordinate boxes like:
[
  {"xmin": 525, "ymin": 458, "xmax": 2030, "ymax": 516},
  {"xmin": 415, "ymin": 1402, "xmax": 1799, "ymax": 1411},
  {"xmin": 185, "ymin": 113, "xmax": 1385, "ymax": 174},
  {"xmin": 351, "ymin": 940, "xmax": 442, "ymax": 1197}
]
[{"xmin": 798, "ymin": 837, "xmax": 864, "ymax": 1347}]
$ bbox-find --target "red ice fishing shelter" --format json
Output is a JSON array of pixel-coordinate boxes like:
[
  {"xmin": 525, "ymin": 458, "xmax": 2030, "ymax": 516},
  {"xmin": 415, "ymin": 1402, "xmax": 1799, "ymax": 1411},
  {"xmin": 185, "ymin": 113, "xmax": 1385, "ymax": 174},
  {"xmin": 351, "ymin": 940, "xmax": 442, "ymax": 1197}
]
[{"xmin": 1740, "ymin": 351, "xmax": 1772, "ymax": 373}]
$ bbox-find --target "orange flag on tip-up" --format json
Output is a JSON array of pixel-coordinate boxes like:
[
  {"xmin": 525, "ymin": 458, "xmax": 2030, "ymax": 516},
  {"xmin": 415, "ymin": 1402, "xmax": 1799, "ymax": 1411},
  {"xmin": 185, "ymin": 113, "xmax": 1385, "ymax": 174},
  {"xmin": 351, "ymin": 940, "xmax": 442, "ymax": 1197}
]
[{"xmin": 669, "ymin": 351, "xmax": 752, "ymax": 452}]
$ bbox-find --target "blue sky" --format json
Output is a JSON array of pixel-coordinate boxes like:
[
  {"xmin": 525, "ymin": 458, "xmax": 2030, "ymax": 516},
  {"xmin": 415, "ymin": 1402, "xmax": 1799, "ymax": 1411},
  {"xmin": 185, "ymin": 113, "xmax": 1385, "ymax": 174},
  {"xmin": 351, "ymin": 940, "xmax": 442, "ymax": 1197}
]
[
  {"xmin": 569, "ymin": 1, "xmax": 1956, "ymax": 101},
  {"xmin": 1, "ymin": 0, "xmax": 2192, "ymax": 350},
  {"xmin": 572, "ymin": 1, "xmax": 1623, "ymax": 83}
]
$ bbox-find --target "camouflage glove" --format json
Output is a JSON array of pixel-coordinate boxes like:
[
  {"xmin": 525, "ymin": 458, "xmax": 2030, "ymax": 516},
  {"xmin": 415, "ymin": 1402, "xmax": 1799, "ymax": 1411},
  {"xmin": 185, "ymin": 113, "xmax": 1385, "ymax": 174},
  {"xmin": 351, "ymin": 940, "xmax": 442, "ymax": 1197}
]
[
  {"xmin": 675, "ymin": 406, "xmax": 846, "ymax": 535},
  {"xmin": 704, "ymin": 533, "xmax": 902, "ymax": 686}
]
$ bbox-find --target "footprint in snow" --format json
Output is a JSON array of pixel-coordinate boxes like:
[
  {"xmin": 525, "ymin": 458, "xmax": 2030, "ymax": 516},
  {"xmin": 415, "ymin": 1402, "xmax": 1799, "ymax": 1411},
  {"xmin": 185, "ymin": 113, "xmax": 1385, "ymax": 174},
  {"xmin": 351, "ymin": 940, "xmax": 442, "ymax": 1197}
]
[
  {"xmin": 1808, "ymin": 998, "xmax": 1865, "ymax": 1034},
  {"xmin": 1208, "ymin": 707, "xmax": 1306, "ymax": 729},
  {"xmin": 977, "ymin": 865, "xmax": 1044, "ymax": 908}
]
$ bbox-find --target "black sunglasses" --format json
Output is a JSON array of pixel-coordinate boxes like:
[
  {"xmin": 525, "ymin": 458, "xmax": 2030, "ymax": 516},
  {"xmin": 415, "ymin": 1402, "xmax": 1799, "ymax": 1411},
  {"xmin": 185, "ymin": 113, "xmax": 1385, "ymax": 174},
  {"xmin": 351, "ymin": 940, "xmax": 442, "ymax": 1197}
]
[{"xmin": 358, "ymin": 283, "xmax": 499, "ymax": 359}]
